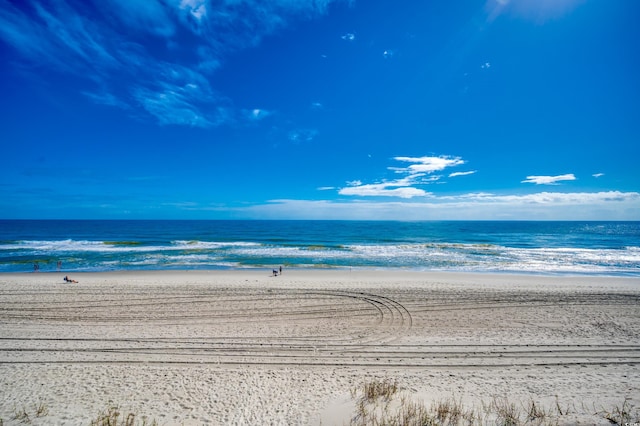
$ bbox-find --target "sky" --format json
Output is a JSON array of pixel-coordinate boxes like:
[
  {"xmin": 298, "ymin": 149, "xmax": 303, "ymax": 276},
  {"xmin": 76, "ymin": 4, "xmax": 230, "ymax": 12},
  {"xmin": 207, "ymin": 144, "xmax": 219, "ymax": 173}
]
[{"xmin": 1, "ymin": 0, "xmax": 639, "ymax": 220}]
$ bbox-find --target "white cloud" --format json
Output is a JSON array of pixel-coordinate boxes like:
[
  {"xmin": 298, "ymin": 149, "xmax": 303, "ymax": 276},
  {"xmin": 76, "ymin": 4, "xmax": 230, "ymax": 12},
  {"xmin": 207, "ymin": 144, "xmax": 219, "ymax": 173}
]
[
  {"xmin": 593, "ymin": 173, "xmax": 605, "ymax": 178},
  {"xmin": 438, "ymin": 191, "xmax": 632, "ymax": 204},
  {"xmin": 180, "ymin": 0, "xmax": 207, "ymax": 21},
  {"xmin": 449, "ymin": 170, "xmax": 476, "ymax": 178},
  {"xmin": 340, "ymin": 173, "xmax": 429, "ymax": 198},
  {"xmin": 392, "ymin": 156, "xmax": 465, "ymax": 173},
  {"xmin": 417, "ymin": 175, "xmax": 443, "ymax": 183},
  {"xmin": 236, "ymin": 191, "xmax": 640, "ymax": 220},
  {"xmin": 522, "ymin": 174, "xmax": 576, "ymax": 185},
  {"xmin": 339, "ymin": 155, "xmax": 466, "ymax": 199},
  {"xmin": 341, "ymin": 33, "xmax": 355, "ymax": 41},
  {"xmin": 339, "ymin": 182, "xmax": 429, "ymax": 198}
]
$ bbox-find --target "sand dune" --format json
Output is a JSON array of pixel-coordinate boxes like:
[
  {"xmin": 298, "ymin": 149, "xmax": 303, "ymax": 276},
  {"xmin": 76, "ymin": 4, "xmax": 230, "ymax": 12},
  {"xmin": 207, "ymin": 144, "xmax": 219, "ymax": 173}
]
[{"xmin": 0, "ymin": 270, "xmax": 638, "ymax": 424}]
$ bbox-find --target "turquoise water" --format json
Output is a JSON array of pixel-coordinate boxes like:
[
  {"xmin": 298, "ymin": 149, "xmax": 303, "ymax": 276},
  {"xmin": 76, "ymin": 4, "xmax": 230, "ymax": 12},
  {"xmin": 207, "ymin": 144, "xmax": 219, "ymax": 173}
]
[{"xmin": 0, "ymin": 220, "xmax": 638, "ymax": 275}]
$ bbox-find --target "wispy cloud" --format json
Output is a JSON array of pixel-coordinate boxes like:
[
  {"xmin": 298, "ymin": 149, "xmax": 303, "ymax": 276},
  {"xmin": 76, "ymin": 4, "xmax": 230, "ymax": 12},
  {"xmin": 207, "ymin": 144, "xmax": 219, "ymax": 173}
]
[
  {"xmin": 132, "ymin": 86, "xmax": 221, "ymax": 127},
  {"xmin": 244, "ymin": 108, "xmax": 274, "ymax": 121},
  {"xmin": 82, "ymin": 90, "xmax": 131, "ymax": 109},
  {"xmin": 288, "ymin": 128, "xmax": 318, "ymax": 143},
  {"xmin": 592, "ymin": 173, "xmax": 605, "ymax": 178},
  {"xmin": 449, "ymin": 170, "xmax": 476, "ymax": 177},
  {"xmin": 521, "ymin": 174, "xmax": 576, "ymax": 185},
  {"xmin": 0, "ymin": 0, "xmax": 118, "ymax": 75},
  {"xmin": 0, "ymin": 0, "xmax": 343, "ymax": 127},
  {"xmin": 100, "ymin": 0, "xmax": 176, "ymax": 37}
]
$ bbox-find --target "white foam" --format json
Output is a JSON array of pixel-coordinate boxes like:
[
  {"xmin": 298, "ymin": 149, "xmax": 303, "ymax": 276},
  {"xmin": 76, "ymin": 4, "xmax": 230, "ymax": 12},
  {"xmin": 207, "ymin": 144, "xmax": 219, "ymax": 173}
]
[
  {"xmin": 2, "ymin": 239, "xmax": 261, "ymax": 254},
  {"xmin": 2, "ymin": 240, "xmax": 637, "ymax": 275},
  {"xmin": 171, "ymin": 240, "xmax": 260, "ymax": 249}
]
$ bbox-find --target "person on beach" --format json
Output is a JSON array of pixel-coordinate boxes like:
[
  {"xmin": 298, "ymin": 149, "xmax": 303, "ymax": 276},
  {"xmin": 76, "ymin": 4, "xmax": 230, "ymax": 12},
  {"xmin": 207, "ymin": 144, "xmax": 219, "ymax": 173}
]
[
  {"xmin": 63, "ymin": 276, "xmax": 78, "ymax": 283},
  {"xmin": 279, "ymin": 265, "xmax": 282, "ymax": 275}
]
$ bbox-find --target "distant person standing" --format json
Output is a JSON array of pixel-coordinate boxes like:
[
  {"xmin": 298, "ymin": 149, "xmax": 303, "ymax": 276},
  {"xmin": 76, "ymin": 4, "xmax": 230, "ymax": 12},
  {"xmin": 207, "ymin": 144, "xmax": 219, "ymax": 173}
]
[
  {"xmin": 279, "ymin": 265, "xmax": 282, "ymax": 275},
  {"xmin": 33, "ymin": 262, "xmax": 39, "ymax": 272},
  {"xmin": 57, "ymin": 260, "xmax": 62, "ymax": 271}
]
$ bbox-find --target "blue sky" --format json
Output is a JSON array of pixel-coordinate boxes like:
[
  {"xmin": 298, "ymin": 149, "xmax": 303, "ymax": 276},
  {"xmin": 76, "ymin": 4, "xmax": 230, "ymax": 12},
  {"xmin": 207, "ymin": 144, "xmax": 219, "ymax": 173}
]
[{"xmin": 1, "ymin": 0, "xmax": 639, "ymax": 220}]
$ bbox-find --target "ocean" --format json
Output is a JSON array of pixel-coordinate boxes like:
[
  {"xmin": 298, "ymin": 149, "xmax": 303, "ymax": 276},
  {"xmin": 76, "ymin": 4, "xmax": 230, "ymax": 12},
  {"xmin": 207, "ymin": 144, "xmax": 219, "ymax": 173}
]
[{"xmin": 0, "ymin": 220, "xmax": 638, "ymax": 276}]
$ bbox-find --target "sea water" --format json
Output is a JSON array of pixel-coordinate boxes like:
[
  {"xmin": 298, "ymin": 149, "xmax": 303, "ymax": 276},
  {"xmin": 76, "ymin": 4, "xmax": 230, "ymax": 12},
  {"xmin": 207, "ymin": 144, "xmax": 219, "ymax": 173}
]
[{"xmin": 0, "ymin": 220, "xmax": 638, "ymax": 275}]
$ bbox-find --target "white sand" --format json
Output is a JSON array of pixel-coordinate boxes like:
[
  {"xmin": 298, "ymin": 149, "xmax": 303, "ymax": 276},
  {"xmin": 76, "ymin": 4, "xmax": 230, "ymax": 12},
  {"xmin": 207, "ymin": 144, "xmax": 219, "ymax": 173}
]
[{"xmin": 0, "ymin": 270, "xmax": 638, "ymax": 425}]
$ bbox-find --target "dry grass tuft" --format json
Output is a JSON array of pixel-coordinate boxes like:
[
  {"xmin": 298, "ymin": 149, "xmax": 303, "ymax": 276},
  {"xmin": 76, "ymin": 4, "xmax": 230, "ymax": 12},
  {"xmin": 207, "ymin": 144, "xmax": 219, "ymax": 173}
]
[
  {"xmin": 10, "ymin": 400, "xmax": 49, "ymax": 424},
  {"xmin": 491, "ymin": 397, "xmax": 520, "ymax": 426},
  {"xmin": 597, "ymin": 398, "xmax": 640, "ymax": 426},
  {"xmin": 12, "ymin": 406, "xmax": 30, "ymax": 424},
  {"xmin": 361, "ymin": 379, "xmax": 399, "ymax": 402},
  {"xmin": 90, "ymin": 404, "xmax": 158, "ymax": 426}
]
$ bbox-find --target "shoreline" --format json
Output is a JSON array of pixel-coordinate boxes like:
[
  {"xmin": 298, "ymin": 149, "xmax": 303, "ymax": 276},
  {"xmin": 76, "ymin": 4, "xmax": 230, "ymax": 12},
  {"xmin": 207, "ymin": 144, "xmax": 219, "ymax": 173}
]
[
  {"xmin": 1, "ymin": 269, "xmax": 638, "ymax": 424},
  {"xmin": 3, "ymin": 268, "xmax": 639, "ymax": 289},
  {"xmin": 4, "ymin": 266, "xmax": 639, "ymax": 278},
  {"xmin": 5, "ymin": 267, "xmax": 640, "ymax": 277}
]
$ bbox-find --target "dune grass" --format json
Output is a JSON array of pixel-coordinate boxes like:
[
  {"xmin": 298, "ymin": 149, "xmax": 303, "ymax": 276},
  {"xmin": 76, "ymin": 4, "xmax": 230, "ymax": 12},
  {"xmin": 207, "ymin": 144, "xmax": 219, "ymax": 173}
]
[
  {"xmin": 1, "ymin": 386, "xmax": 638, "ymax": 425},
  {"xmin": 349, "ymin": 379, "xmax": 640, "ymax": 426},
  {"xmin": 0, "ymin": 402, "xmax": 156, "ymax": 426}
]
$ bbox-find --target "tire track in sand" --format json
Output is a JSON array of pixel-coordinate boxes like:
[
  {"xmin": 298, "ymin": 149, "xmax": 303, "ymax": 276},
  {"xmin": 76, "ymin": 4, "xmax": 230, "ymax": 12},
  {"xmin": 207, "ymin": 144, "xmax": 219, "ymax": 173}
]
[{"xmin": 1, "ymin": 285, "xmax": 638, "ymax": 368}]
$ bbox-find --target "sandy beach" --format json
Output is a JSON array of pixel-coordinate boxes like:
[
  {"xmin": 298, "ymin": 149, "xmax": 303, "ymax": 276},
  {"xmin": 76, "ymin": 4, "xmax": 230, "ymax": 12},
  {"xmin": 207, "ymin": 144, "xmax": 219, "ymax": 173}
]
[{"xmin": 0, "ymin": 270, "xmax": 638, "ymax": 425}]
